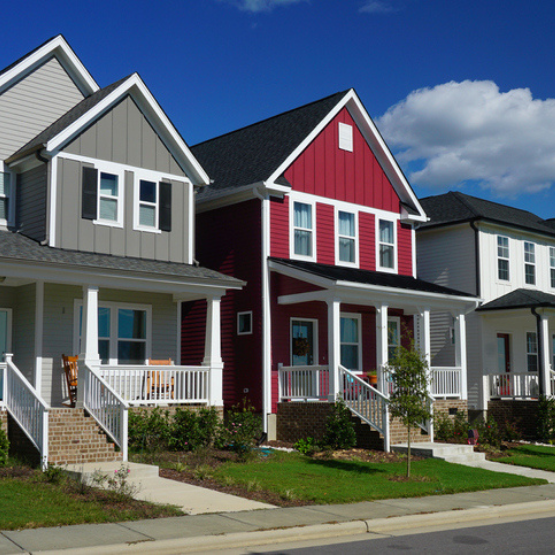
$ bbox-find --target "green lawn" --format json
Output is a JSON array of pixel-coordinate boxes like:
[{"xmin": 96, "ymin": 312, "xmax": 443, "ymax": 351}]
[
  {"xmin": 493, "ymin": 444, "xmax": 555, "ymax": 472},
  {"xmin": 212, "ymin": 451, "xmax": 545, "ymax": 504}
]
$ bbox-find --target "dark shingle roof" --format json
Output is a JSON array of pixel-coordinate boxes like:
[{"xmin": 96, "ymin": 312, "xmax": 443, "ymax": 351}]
[
  {"xmin": 8, "ymin": 75, "xmax": 131, "ymax": 162},
  {"xmin": 191, "ymin": 90, "xmax": 350, "ymax": 200},
  {"xmin": 419, "ymin": 192, "xmax": 555, "ymax": 237},
  {"xmin": 270, "ymin": 258, "xmax": 474, "ymax": 298},
  {"xmin": 477, "ymin": 289, "xmax": 555, "ymax": 311},
  {"xmin": 0, "ymin": 231, "xmax": 242, "ymax": 286}
]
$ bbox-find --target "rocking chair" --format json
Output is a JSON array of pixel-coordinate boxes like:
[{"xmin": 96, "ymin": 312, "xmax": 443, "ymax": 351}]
[
  {"xmin": 62, "ymin": 354, "xmax": 78, "ymax": 407},
  {"xmin": 145, "ymin": 358, "xmax": 174, "ymax": 400}
]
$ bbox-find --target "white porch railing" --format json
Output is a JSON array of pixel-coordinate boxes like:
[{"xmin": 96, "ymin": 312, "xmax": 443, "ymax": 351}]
[
  {"xmin": 431, "ymin": 367, "xmax": 462, "ymax": 398},
  {"xmin": 338, "ymin": 365, "xmax": 391, "ymax": 452},
  {"xmin": 489, "ymin": 372, "xmax": 540, "ymax": 399},
  {"xmin": 551, "ymin": 371, "xmax": 555, "ymax": 397},
  {"xmin": 278, "ymin": 364, "xmax": 330, "ymax": 401},
  {"xmin": 0, "ymin": 362, "xmax": 5, "ymax": 407},
  {"xmin": 99, "ymin": 365, "xmax": 210, "ymax": 405},
  {"xmin": 82, "ymin": 364, "xmax": 128, "ymax": 461},
  {"xmin": 3, "ymin": 354, "xmax": 49, "ymax": 469}
]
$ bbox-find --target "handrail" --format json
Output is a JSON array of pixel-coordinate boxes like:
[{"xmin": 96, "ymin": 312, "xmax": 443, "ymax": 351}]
[
  {"xmin": 82, "ymin": 363, "xmax": 129, "ymax": 461},
  {"xmin": 489, "ymin": 372, "xmax": 540, "ymax": 399},
  {"xmin": 430, "ymin": 367, "xmax": 462, "ymax": 399},
  {"xmin": 338, "ymin": 365, "xmax": 391, "ymax": 452},
  {"xmin": 4, "ymin": 354, "xmax": 49, "ymax": 469}
]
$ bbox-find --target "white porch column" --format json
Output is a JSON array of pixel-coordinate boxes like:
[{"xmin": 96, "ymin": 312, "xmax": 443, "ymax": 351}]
[
  {"xmin": 376, "ymin": 303, "xmax": 388, "ymax": 392},
  {"xmin": 34, "ymin": 281, "xmax": 44, "ymax": 393},
  {"xmin": 540, "ymin": 313, "xmax": 551, "ymax": 397},
  {"xmin": 419, "ymin": 307, "xmax": 432, "ymax": 396},
  {"xmin": 80, "ymin": 285, "xmax": 100, "ymax": 366},
  {"xmin": 454, "ymin": 312, "xmax": 468, "ymax": 400},
  {"xmin": 203, "ymin": 295, "xmax": 224, "ymax": 406},
  {"xmin": 327, "ymin": 298, "xmax": 341, "ymax": 400}
]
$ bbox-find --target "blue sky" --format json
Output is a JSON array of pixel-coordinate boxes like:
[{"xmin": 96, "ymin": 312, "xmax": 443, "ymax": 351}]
[{"xmin": 4, "ymin": 0, "xmax": 555, "ymax": 217}]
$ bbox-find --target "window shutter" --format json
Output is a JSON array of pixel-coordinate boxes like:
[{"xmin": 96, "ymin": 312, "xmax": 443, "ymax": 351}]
[
  {"xmin": 82, "ymin": 167, "xmax": 98, "ymax": 220},
  {"xmin": 159, "ymin": 181, "xmax": 172, "ymax": 232}
]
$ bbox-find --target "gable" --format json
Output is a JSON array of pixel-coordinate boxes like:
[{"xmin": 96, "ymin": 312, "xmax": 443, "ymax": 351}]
[
  {"xmin": 0, "ymin": 56, "xmax": 84, "ymax": 161},
  {"xmin": 63, "ymin": 95, "xmax": 185, "ymax": 176},
  {"xmin": 283, "ymin": 108, "xmax": 402, "ymax": 212}
]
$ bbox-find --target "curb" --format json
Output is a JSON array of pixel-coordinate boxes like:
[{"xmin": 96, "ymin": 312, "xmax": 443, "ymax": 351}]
[{"xmin": 35, "ymin": 499, "xmax": 555, "ymax": 555}]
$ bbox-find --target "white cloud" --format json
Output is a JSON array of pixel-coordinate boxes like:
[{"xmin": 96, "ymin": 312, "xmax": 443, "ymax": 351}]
[
  {"xmin": 359, "ymin": 1, "xmax": 398, "ymax": 14},
  {"xmin": 377, "ymin": 80, "xmax": 555, "ymax": 196},
  {"xmin": 219, "ymin": 0, "xmax": 307, "ymax": 12}
]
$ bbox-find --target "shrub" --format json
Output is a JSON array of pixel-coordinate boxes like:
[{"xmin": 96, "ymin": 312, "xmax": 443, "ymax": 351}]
[
  {"xmin": 0, "ymin": 428, "xmax": 8, "ymax": 467},
  {"xmin": 536, "ymin": 396, "xmax": 555, "ymax": 441},
  {"xmin": 477, "ymin": 416, "xmax": 500, "ymax": 448},
  {"xmin": 322, "ymin": 398, "xmax": 356, "ymax": 450},
  {"xmin": 170, "ymin": 407, "xmax": 220, "ymax": 451},
  {"xmin": 294, "ymin": 437, "xmax": 318, "ymax": 455},
  {"xmin": 502, "ymin": 419, "xmax": 522, "ymax": 442},
  {"xmin": 219, "ymin": 399, "xmax": 261, "ymax": 456},
  {"xmin": 434, "ymin": 412, "xmax": 454, "ymax": 442},
  {"xmin": 128, "ymin": 408, "xmax": 170, "ymax": 452}
]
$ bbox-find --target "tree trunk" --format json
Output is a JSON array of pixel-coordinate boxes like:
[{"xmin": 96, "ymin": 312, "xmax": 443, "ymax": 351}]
[{"xmin": 407, "ymin": 424, "xmax": 411, "ymax": 478}]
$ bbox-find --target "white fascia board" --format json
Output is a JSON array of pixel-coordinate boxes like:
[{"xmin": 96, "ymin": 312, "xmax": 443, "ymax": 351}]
[
  {"xmin": 268, "ymin": 259, "xmax": 335, "ymax": 289},
  {"xmin": 278, "ymin": 290, "xmax": 331, "ymax": 305},
  {"xmin": 0, "ymin": 35, "xmax": 98, "ymax": 96},
  {"xmin": 45, "ymin": 74, "xmax": 210, "ymax": 186}
]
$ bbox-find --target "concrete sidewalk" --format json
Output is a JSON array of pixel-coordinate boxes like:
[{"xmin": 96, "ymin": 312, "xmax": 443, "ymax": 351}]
[{"xmin": 3, "ymin": 484, "xmax": 555, "ymax": 554}]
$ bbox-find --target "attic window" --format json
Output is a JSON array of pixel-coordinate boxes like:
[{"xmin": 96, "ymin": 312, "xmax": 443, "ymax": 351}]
[{"xmin": 338, "ymin": 122, "xmax": 353, "ymax": 152}]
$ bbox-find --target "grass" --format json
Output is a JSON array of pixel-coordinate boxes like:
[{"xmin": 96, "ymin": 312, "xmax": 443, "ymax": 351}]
[
  {"xmin": 493, "ymin": 444, "xmax": 555, "ymax": 472},
  {"xmin": 0, "ymin": 466, "xmax": 183, "ymax": 531},
  {"xmin": 208, "ymin": 450, "xmax": 545, "ymax": 504}
]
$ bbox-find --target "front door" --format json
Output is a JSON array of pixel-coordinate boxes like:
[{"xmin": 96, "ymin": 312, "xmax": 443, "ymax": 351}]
[
  {"xmin": 497, "ymin": 333, "xmax": 510, "ymax": 372},
  {"xmin": 291, "ymin": 320, "xmax": 316, "ymax": 366}
]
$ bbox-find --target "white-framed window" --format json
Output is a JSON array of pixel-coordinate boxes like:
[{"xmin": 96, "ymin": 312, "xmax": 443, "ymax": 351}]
[
  {"xmin": 291, "ymin": 318, "xmax": 318, "ymax": 366},
  {"xmin": 524, "ymin": 242, "xmax": 536, "ymax": 285},
  {"xmin": 378, "ymin": 219, "xmax": 397, "ymax": 271},
  {"xmin": 338, "ymin": 122, "xmax": 353, "ymax": 152},
  {"xmin": 526, "ymin": 331, "xmax": 538, "ymax": 372},
  {"xmin": 550, "ymin": 247, "xmax": 555, "ymax": 289},
  {"xmin": 137, "ymin": 178, "xmax": 159, "ymax": 230},
  {"xmin": 291, "ymin": 200, "xmax": 316, "ymax": 260},
  {"xmin": 0, "ymin": 171, "xmax": 12, "ymax": 226},
  {"xmin": 0, "ymin": 308, "xmax": 13, "ymax": 357},
  {"xmin": 340, "ymin": 313, "xmax": 361, "ymax": 371},
  {"xmin": 237, "ymin": 311, "xmax": 253, "ymax": 335},
  {"xmin": 81, "ymin": 162, "xmax": 124, "ymax": 227},
  {"xmin": 388, "ymin": 317, "xmax": 401, "ymax": 361},
  {"xmin": 336, "ymin": 210, "xmax": 357, "ymax": 266},
  {"xmin": 74, "ymin": 301, "xmax": 151, "ymax": 365},
  {"xmin": 133, "ymin": 170, "xmax": 172, "ymax": 234},
  {"xmin": 497, "ymin": 236, "xmax": 510, "ymax": 281}
]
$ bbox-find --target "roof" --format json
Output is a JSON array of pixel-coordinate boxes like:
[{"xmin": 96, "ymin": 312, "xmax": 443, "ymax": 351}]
[
  {"xmin": 269, "ymin": 257, "xmax": 475, "ymax": 298},
  {"xmin": 191, "ymin": 90, "xmax": 349, "ymax": 200},
  {"xmin": 477, "ymin": 289, "xmax": 555, "ymax": 311},
  {"xmin": 419, "ymin": 191, "xmax": 555, "ymax": 237},
  {"xmin": 0, "ymin": 231, "xmax": 242, "ymax": 286}
]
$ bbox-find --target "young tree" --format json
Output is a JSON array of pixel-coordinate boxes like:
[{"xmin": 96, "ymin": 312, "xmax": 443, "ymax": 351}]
[{"xmin": 386, "ymin": 340, "xmax": 432, "ymax": 478}]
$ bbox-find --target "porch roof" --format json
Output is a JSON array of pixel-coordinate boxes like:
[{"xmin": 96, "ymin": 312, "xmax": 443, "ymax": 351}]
[
  {"xmin": 0, "ymin": 231, "xmax": 243, "ymax": 291},
  {"xmin": 477, "ymin": 289, "xmax": 555, "ymax": 311}
]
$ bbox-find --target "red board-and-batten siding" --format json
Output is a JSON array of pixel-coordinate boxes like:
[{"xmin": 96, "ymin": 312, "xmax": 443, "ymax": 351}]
[{"xmin": 270, "ymin": 107, "xmax": 413, "ymax": 276}]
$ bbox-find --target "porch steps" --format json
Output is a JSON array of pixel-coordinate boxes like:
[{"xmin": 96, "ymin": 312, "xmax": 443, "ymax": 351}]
[
  {"xmin": 48, "ymin": 408, "xmax": 123, "ymax": 466},
  {"xmin": 391, "ymin": 442, "xmax": 486, "ymax": 464}
]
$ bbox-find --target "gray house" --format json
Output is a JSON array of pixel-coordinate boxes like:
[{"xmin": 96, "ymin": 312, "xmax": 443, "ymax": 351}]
[{"xmin": 0, "ymin": 36, "xmax": 242, "ymax": 466}]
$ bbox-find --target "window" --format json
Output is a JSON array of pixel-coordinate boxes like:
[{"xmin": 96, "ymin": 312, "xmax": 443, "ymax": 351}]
[
  {"xmin": 340, "ymin": 314, "xmax": 361, "ymax": 371},
  {"xmin": 291, "ymin": 319, "xmax": 317, "ymax": 366},
  {"xmin": 292, "ymin": 201, "xmax": 315, "ymax": 259},
  {"xmin": 338, "ymin": 122, "xmax": 353, "ymax": 152},
  {"xmin": 139, "ymin": 179, "xmax": 157, "ymax": 228},
  {"xmin": 98, "ymin": 173, "xmax": 120, "ymax": 222},
  {"xmin": 524, "ymin": 242, "xmax": 536, "ymax": 285},
  {"xmin": 497, "ymin": 236, "xmax": 510, "ymax": 281},
  {"xmin": 526, "ymin": 332, "xmax": 538, "ymax": 372},
  {"xmin": 550, "ymin": 247, "xmax": 555, "ymax": 289},
  {"xmin": 388, "ymin": 318, "xmax": 400, "ymax": 361},
  {"xmin": 337, "ymin": 210, "xmax": 357, "ymax": 265},
  {"xmin": 81, "ymin": 165, "xmax": 123, "ymax": 226},
  {"xmin": 237, "ymin": 312, "xmax": 253, "ymax": 335},
  {"xmin": 76, "ymin": 302, "xmax": 150, "ymax": 365},
  {"xmin": 134, "ymin": 176, "xmax": 172, "ymax": 232},
  {"xmin": 0, "ymin": 172, "xmax": 11, "ymax": 224},
  {"xmin": 378, "ymin": 219, "xmax": 396, "ymax": 270}
]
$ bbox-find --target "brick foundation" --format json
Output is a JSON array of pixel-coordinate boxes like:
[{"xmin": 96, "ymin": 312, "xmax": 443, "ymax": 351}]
[
  {"xmin": 129, "ymin": 405, "xmax": 224, "ymax": 420},
  {"xmin": 487, "ymin": 400, "xmax": 539, "ymax": 439},
  {"xmin": 433, "ymin": 400, "xmax": 469, "ymax": 420}
]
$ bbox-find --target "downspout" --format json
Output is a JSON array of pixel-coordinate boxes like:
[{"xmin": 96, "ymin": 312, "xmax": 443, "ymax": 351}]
[
  {"xmin": 531, "ymin": 307, "xmax": 545, "ymax": 397},
  {"xmin": 469, "ymin": 220, "xmax": 481, "ymax": 297},
  {"xmin": 253, "ymin": 185, "xmax": 271, "ymax": 433},
  {"xmin": 35, "ymin": 150, "xmax": 51, "ymax": 246}
]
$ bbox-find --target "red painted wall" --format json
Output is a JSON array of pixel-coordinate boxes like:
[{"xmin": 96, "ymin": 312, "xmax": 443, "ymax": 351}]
[
  {"xmin": 398, "ymin": 222, "xmax": 413, "ymax": 276},
  {"xmin": 359, "ymin": 212, "xmax": 376, "ymax": 271},
  {"xmin": 316, "ymin": 203, "xmax": 334, "ymax": 265},
  {"xmin": 270, "ymin": 196, "xmax": 289, "ymax": 259},
  {"xmin": 284, "ymin": 108, "xmax": 401, "ymax": 212}
]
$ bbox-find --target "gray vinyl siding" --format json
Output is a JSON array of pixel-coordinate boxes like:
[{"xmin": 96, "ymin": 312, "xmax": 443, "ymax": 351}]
[
  {"xmin": 0, "ymin": 56, "xmax": 84, "ymax": 161},
  {"xmin": 63, "ymin": 96, "xmax": 185, "ymax": 176},
  {"xmin": 11, "ymin": 284, "xmax": 36, "ymax": 385},
  {"xmin": 465, "ymin": 312, "xmax": 484, "ymax": 410},
  {"xmin": 429, "ymin": 311, "xmax": 455, "ymax": 366},
  {"xmin": 17, "ymin": 164, "xmax": 47, "ymax": 241},
  {"xmin": 55, "ymin": 157, "xmax": 191, "ymax": 262}
]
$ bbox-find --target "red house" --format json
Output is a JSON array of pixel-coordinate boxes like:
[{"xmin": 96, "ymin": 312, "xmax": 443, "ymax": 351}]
[{"xmin": 183, "ymin": 90, "xmax": 478, "ymax": 450}]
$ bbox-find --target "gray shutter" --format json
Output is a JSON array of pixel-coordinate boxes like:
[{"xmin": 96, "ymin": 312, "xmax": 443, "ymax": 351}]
[
  {"xmin": 82, "ymin": 167, "xmax": 98, "ymax": 220},
  {"xmin": 159, "ymin": 181, "xmax": 172, "ymax": 232}
]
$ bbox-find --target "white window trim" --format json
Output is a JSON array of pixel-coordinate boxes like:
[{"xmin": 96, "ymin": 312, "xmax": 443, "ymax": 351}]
[
  {"xmin": 0, "ymin": 308, "xmax": 13, "ymax": 355},
  {"xmin": 550, "ymin": 247, "xmax": 555, "ymax": 290},
  {"xmin": 526, "ymin": 330, "xmax": 538, "ymax": 373},
  {"xmin": 524, "ymin": 241, "xmax": 536, "ymax": 286},
  {"xmin": 74, "ymin": 299, "xmax": 152, "ymax": 365},
  {"xmin": 237, "ymin": 311, "xmax": 253, "ymax": 336},
  {"xmin": 335, "ymin": 209, "xmax": 359, "ymax": 268},
  {"xmin": 497, "ymin": 235, "xmax": 510, "ymax": 283},
  {"xmin": 0, "ymin": 163, "xmax": 15, "ymax": 228},
  {"xmin": 134, "ymin": 170, "xmax": 162, "ymax": 233},
  {"xmin": 338, "ymin": 122, "xmax": 353, "ymax": 152},
  {"xmin": 93, "ymin": 162, "xmax": 125, "ymax": 228},
  {"xmin": 340, "ymin": 312, "xmax": 362, "ymax": 372},
  {"xmin": 376, "ymin": 217, "xmax": 398, "ymax": 273},
  {"xmin": 388, "ymin": 316, "xmax": 401, "ymax": 360},
  {"xmin": 290, "ymin": 317, "xmax": 319, "ymax": 366},
  {"xmin": 290, "ymin": 198, "xmax": 316, "ymax": 262}
]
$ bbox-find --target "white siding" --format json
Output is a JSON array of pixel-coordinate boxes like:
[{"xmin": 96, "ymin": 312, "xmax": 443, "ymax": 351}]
[{"xmin": 0, "ymin": 56, "xmax": 84, "ymax": 161}]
